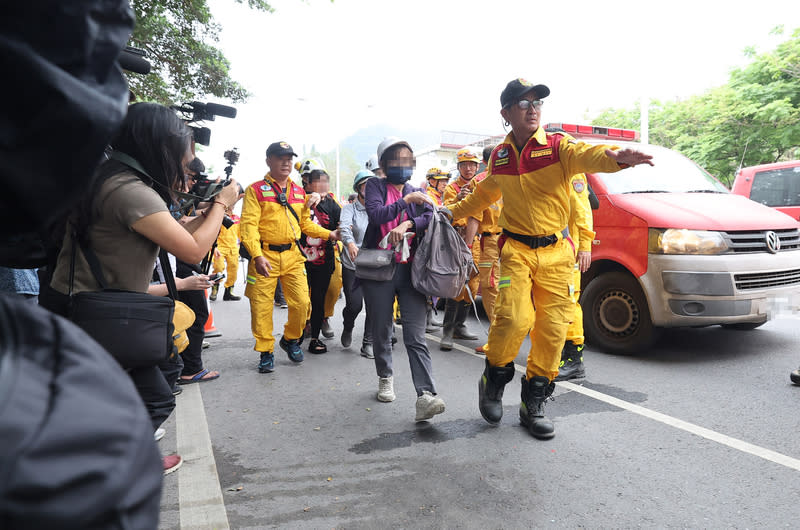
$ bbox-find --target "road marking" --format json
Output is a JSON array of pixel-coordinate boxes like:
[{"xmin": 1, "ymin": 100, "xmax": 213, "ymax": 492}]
[
  {"xmin": 426, "ymin": 333, "xmax": 800, "ymax": 473},
  {"xmin": 176, "ymin": 384, "xmax": 230, "ymax": 529}
]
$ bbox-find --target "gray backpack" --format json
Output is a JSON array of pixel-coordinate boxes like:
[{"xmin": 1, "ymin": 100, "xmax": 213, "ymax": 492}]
[{"xmin": 412, "ymin": 210, "xmax": 475, "ymax": 299}]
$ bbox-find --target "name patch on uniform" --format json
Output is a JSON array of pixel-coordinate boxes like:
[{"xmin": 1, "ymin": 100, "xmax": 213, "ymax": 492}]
[
  {"xmin": 573, "ymin": 180, "xmax": 586, "ymax": 193},
  {"xmin": 530, "ymin": 148, "xmax": 553, "ymax": 158},
  {"xmin": 494, "ymin": 157, "xmax": 509, "ymax": 166}
]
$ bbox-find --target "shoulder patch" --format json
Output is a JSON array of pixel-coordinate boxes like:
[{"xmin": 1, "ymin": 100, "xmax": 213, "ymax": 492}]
[{"xmin": 572, "ymin": 180, "xmax": 586, "ymax": 193}]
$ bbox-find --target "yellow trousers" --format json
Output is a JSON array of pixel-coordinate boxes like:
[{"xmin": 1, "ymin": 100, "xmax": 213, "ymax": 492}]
[
  {"xmin": 478, "ymin": 234, "xmax": 500, "ymax": 322},
  {"xmin": 213, "ymin": 248, "xmax": 239, "ymax": 289},
  {"xmin": 245, "ymin": 247, "xmax": 308, "ymax": 353},
  {"xmin": 528, "ymin": 262, "xmax": 584, "ymax": 356},
  {"xmin": 486, "ymin": 237, "xmax": 574, "ymax": 381}
]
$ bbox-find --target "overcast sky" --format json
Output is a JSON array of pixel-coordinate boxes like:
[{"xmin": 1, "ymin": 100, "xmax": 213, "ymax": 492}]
[{"xmin": 200, "ymin": 0, "xmax": 800, "ymax": 182}]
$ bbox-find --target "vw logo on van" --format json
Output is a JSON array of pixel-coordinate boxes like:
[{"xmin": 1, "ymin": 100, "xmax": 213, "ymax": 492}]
[{"xmin": 765, "ymin": 231, "xmax": 781, "ymax": 254}]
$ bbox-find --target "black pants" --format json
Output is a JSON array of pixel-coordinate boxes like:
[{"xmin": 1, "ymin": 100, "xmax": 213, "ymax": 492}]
[
  {"xmin": 342, "ymin": 265, "xmax": 372, "ymax": 344},
  {"xmin": 176, "ymin": 260, "xmax": 209, "ymax": 376},
  {"xmin": 306, "ymin": 261, "xmax": 333, "ymax": 339},
  {"xmin": 128, "ymin": 364, "xmax": 175, "ymax": 431}
]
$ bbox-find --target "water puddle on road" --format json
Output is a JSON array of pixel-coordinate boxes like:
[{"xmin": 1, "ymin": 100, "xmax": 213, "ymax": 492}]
[{"xmin": 349, "ymin": 419, "xmax": 494, "ymax": 454}]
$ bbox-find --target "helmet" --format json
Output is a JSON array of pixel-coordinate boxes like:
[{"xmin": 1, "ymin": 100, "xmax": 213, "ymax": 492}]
[
  {"xmin": 426, "ymin": 167, "xmax": 449, "ymax": 180},
  {"xmin": 365, "ymin": 155, "xmax": 379, "ymax": 172},
  {"xmin": 456, "ymin": 148, "xmax": 480, "ymax": 165},
  {"xmin": 377, "ymin": 137, "xmax": 411, "ymax": 165},
  {"xmin": 352, "ymin": 169, "xmax": 375, "ymax": 192},
  {"xmin": 297, "ymin": 158, "xmax": 326, "ymax": 177}
]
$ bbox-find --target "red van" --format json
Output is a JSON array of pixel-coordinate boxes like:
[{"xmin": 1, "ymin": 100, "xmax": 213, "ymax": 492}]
[
  {"xmin": 731, "ymin": 160, "xmax": 800, "ymax": 221},
  {"xmin": 547, "ymin": 124, "xmax": 800, "ymax": 354}
]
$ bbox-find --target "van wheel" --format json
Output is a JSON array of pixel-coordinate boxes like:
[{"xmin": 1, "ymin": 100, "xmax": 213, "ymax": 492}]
[
  {"xmin": 582, "ymin": 272, "xmax": 659, "ymax": 354},
  {"xmin": 721, "ymin": 322, "xmax": 766, "ymax": 331}
]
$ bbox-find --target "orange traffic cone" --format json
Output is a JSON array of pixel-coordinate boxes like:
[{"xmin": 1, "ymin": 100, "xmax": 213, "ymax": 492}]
[{"xmin": 204, "ymin": 288, "xmax": 222, "ymax": 338}]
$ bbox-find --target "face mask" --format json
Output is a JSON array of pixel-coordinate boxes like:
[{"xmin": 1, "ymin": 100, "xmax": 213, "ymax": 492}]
[{"xmin": 385, "ymin": 166, "xmax": 414, "ymax": 184}]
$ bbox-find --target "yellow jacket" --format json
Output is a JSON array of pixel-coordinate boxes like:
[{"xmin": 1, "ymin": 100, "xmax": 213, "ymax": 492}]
[
  {"xmin": 216, "ymin": 222, "xmax": 239, "ymax": 252},
  {"xmin": 449, "ymin": 128, "xmax": 622, "ymax": 238},
  {"xmin": 240, "ymin": 173, "xmax": 331, "ymax": 260},
  {"xmin": 443, "ymin": 175, "xmax": 477, "ymax": 228},
  {"xmin": 568, "ymin": 173, "xmax": 594, "ymax": 253},
  {"xmin": 426, "ymin": 185, "xmax": 444, "ymax": 207},
  {"xmin": 473, "ymin": 171, "xmax": 503, "ymax": 234}
]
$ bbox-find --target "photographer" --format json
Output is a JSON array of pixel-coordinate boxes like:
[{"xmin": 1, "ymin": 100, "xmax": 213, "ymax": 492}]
[{"xmin": 44, "ymin": 102, "xmax": 239, "ymax": 472}]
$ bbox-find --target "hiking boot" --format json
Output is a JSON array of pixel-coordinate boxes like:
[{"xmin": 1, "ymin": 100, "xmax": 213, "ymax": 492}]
[
  {"xmin": 279, "ymin": 337, "xmax": 304, "ymax": 363},
  {"xmin": 341, "ymin": 324, "xmax": 353, "ymax": 348},
  {"xmin": 553, "ymin": 341, "xmax": 586, "ymax": 382},
  {"xmin": 478, "ymin": 360, "xmax": 516, "ymax": 425},
  {"xmin": 791, "ymin": 366, "xmax": 800, "ymax": 385},
  {"xmin": 258, "ymin": 352, "xmax": 274, "ymax": 373},
  {"xmin": 360, "ymin": 343, "xmax": 374, "ymax": 359},
  {"xmin": 519, "ymin": 375, "xmax": 555, "ymax": 440},
  {"xmin": 223, "ymin": 286, "xmax": 241, "ymax": 301},
  {"xmin": 439, "ymin": 299, "xmax": 458, "ymax": 351},
  {"xmin": 377, "ymin": 376, "xmax": 395, "ymax": 402},
  {"xmin": 453, "ymin": 302, "xmax": 479, "ymax": 340},
  {"xmin": 163, "ymin": 454, "xmax": 183, "ymax": 475},
  {"xmin": 321, "ymin": 318, "xmax": 334, "ymax": 338},
  {"xmin": 415, "ymin": 391, "xmax": 446, "ymax": 422},
  {"xmin": 209, "ymin": 283, "xmax": 219, "ymax": 301},
  {"xmin": 308, "ymin": 338, "xmax": 327, "ymax": 354}
]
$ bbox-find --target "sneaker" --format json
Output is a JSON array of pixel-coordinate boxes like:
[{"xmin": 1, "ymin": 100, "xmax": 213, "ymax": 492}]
[
  {"xmin": 321, "ymin": 318, "xmax": 335, "ymax": 339},
  {"xmin": 154, "ymin": 427, "xmax": 166, "ymax": 442},
  {"xmin": 377, "ymin": 376, "xmax": 395, "ymax": 402},
  {"xmin": 171, "ymin": 386, "xmax": 183, "ymax": 396},
  {"xmin": 415, "ymin": 391, "xmax": 446, "ymax": 422},
  {"xmin": 279, "ymin": 337, "xmax": 304, "ymax": 363},
  {"xmin": 163, "ymin": 454, "xmax": 183, "ymax": 475},
  {"xmin": 258, "ymin": 352, "xmax": 274, "ymax": 373},
  {"xmin": 202, "ymin": 340, "xmax": 210, "ymax": 349},
  {"xmin": 360, "ymin": 343, "xmax": 374, "ymax": 359}
]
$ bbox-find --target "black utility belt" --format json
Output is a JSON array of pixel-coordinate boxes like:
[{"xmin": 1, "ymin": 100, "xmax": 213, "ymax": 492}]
[
  {"xmin": 502, "ymin": 229, "xmax": 559, "ymax": 249},
  {"xmin": 481, "ymin": 231, "xmax": 502, "ymax": 237},
  {"xmin": 263, "ymin": 242, "xmax": 292, "ymax": 252}
]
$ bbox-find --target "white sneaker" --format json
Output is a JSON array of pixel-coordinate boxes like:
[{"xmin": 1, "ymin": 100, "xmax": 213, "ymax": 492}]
[
  {"xmin": 415, "ymin": 391, "xmax": 445, "ymax": 422},
  {"xmin": 377, "ymin": 376, "xmax": 395, "ymax": 402},
  {"xmin": 154, "ymin": 427, "xmax": 166, "ymax": 442}
]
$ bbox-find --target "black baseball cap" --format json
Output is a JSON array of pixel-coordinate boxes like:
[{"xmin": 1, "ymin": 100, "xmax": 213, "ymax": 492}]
[
  {"xmin": 266, "ymin": 141, "xmax": 298, "ymax": 158},
  {"xmin": 500, "ymin": 78, "xmax": 550, "ymax": 109}
]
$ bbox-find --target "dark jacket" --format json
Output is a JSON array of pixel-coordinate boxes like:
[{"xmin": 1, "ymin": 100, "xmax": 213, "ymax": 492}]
[{"xmin": 362, "ymin": 178, "xmax": 433, "ymax": 256}]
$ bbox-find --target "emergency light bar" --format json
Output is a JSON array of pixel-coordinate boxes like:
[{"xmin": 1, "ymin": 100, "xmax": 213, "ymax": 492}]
[{"xmin": 545, "ymin": 123, "xmax": 639, "ymax": 141}]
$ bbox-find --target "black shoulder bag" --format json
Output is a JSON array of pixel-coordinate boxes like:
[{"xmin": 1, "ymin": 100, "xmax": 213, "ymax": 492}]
[{"xmin": 68, "ymin": 234, "xmax": 186, "ymax": 369}]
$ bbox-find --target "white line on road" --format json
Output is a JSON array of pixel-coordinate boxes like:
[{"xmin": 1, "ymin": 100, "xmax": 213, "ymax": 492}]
[
  {"xmin": 176, "ymin": 384, "xmax": 230, "ymax": 530},
  {"xmin": 426, "ymin": 333, "xmax": 800, "ymax": 473}
]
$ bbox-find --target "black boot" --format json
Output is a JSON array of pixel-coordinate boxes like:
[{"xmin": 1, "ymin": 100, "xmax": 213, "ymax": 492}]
[
  {"xmin": 439, "ymin": 299, "xmax": 458, "ymax": 351},
  {"xmin": 519, "ymin": 375, "xmax": 555, "ymax": 439},
  {"xmin": 223, "ymin": 286, "xmax": 241, "ymax": 301},
  {"xmin": 478, "ymin": 360, "xmax": 516, "ymax": 425},
  {"xmin": 209, "ymin": 283, "xmax": 219, "ymax": 301},
  {"xmin": 791, "ymin": 366, "xmax": 800, "ymax": 385},
  {"xmin": 453, "ymin": 302, "xmax": 479, "ymax": 340},
  {"xmin": 553, "ymin": 340, "xmax": 586, "ymax": 382}
]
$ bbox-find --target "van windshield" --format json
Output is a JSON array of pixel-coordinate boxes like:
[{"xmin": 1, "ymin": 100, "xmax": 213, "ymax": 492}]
[
  {"xmin": 750, "ymin": 165, "xmax": 800, "ymax": 207},
  {"xmin": 589, "ymin": 143, "xmax": 729, "ymax": 194}
]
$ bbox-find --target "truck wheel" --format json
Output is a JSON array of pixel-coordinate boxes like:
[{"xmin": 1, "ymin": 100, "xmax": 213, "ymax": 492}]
[
  {"xmin": 720, "ymin": 322, "xmax": 766, "ymax": 331},
  {"xmin": 582, "ymin": 272, "xmax": 659, "ymax": 354}
]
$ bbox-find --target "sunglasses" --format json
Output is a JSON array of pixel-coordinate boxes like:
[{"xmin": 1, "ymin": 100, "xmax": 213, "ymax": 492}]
[{"xmin": 514, "ymin": 99, "xmax": 544, "ymax": 111}]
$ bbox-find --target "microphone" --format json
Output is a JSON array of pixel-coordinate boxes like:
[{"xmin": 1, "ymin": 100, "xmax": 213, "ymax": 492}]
[
  {"xmin": 193, "ymin": 101, "xmax": 237, "ymax": 119},
  {"xmin": 118, "ymin": 47, "xmax": 151, "ymax": 75}
]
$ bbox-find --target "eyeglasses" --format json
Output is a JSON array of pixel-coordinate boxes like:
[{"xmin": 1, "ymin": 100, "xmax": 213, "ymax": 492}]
[{"xmin": 514, "ymin": 98, "xmax": 543, "ymax": 111}]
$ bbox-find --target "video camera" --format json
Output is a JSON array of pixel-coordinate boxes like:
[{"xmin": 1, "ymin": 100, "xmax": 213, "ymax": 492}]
[
  {"xmin": 171, "ymin": 101, "xmax": 237, "ymax": 146},
  {"xmin": 180, "ymin": 148, "xmax": 243, "ymax": 228}
]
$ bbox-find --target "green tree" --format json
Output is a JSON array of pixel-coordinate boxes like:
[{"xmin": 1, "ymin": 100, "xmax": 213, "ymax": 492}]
[
  {"xmin": 591, "ymin": 27, "xmax": 800, "ymax": 186},
  {"xmin": 303, "ymin": 146, "xmax": 361, "ymax": 200},
  {"xmin": 127, "ymin": 0, "xmax": 274, "ymax": 104}
]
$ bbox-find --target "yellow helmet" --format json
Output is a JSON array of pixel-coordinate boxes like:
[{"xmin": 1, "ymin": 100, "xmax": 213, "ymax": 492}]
[
  {"xmin": 426, "ymin": 167, "xmax": 449, "ymax": 180},
  {"xmin": 456, "ymin": 148, "xmax": 480, "ymax": 164}
]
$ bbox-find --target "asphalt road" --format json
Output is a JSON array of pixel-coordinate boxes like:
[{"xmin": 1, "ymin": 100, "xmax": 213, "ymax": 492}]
[{"xmin": 158, "ymin": 273, "xmax": 800, "ymax": 529}]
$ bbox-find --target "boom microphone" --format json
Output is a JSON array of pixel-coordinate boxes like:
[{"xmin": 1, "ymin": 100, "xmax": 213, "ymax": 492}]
[{"xmin": 194, "ymin": 101, "xmax": 237, "ymax": 119}]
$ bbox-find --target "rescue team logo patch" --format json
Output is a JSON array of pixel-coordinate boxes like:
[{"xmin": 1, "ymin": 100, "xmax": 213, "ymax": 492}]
[
  {"xmin": 280, "ymin": 142, "xmax": 291, "ymax": 149},
  {"xmin": 497, "ymin": 147, "xmax": 509, "ymax": 159},
  {"xmin": 260, "ymin": 184, "xmax": 269, "ymax": 191},
  {"xmin": 573, "ymin": 180, "xmax": 586, "ymax": 193},
  {"xmin": 518, "ymin": 78, "xmax": 532, "ymax": 87},
  {"xmin": 530, "ymin": 148, "xmax": 553, "ymax": 159}
]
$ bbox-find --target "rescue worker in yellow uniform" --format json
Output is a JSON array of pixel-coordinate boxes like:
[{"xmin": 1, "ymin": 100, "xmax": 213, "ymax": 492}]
[
  {"xmin": 210, "ymin": 213, "xmax": 241, "ymax": 301},
  {"xmin": 440, "ymin": 148, "xmax": 482, "ymax": 350},
  {"xmin": 447, "ymin": 78, "xmax": 653, "ymax": 439},
  {"xmin": 240, "ymin": 142, "xmax": 340, "ymax": 373}
]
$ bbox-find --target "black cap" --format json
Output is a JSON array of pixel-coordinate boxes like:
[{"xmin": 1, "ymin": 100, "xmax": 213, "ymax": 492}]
[
  {"xmin": 500, "ymin": 78, "xmax": 550, "ymax": 109},
  {"xmin": 266, "ymin": 141, "xmax": 298, "ymax": 158}
]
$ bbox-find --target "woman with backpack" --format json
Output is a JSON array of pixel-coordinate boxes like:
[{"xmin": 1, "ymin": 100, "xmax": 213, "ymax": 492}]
[{"xmin": 361, "ymin": 138, "xmax": 445, "ymax": 422}]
